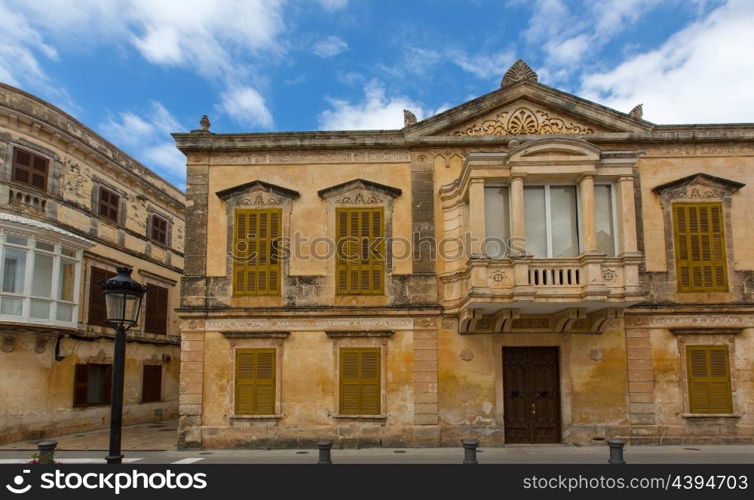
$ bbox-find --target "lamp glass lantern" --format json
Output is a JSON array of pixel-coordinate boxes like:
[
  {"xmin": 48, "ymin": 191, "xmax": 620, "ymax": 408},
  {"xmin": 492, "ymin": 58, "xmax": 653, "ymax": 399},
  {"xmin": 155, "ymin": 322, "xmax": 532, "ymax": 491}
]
[{"xmin": 101, "ymin": 266, "xmax": 147, "ymax": 330}]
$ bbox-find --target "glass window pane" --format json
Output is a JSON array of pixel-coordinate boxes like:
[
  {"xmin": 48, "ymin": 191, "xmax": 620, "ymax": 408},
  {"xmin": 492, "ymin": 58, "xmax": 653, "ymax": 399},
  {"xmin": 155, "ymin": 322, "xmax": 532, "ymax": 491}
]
[
  {"xmin": 595, "ymin": 185, "xmax": 615, "ymax": 256},
  {"xmin": 484, "ymin": 186, "xmax": 509, "ymax": 258},
  {"xmin": 61, "ymin": 248, "xmax": 76, "ymax": 258},
  {"xmin": 58, "ymin": 259, "xmax": 76, "ymax": 302},
  {"xmin": 32, "ymin": 253, "xmax": 54, "ymax": 297},
  {"xmin": 0, "ymin": 297, "xmax": 23, "ymax": 316},
  {"xmin": 550, "ymin": 186, "xmax": 579, "ymax": 258},
  {"xmin": 524, "ymin": 187, "xmax": 547, "ymax": 258},
  {"xmin": 6, "ymin": 236, "xmax": 28, "ymax": 246},
  {"xmin": 35, "ymin": 241, "xmax": 55, "ymax": 252},
  {"xmin": 56, "ymin": 303, "xmax": 73, "ymax": 322},
  {"xmin": 30, "ymin": 299, "xmax": 51, "ymax": 319},
  {"xmin": 2, "ymin": 247, "xmax": 27, "ymax": 293}
]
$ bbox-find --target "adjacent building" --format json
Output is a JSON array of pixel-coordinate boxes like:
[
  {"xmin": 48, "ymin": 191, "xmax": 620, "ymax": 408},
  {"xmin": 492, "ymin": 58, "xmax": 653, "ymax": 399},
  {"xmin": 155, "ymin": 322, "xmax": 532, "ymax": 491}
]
[
  {"xmin": 0, "ymin": 83, "xmax": 185, "ymax": 444},
  {"xmin": 174, "ymin": 60, "xmax": 754, "ymax": 448}
]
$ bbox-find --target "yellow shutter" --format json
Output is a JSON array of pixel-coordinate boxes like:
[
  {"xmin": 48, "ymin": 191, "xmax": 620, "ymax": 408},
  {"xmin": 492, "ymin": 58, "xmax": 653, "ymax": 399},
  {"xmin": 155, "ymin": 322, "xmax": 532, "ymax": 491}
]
[
  {"xmin": 235, "ymin": 348, "xmax": 276, "ymax": 415},
  {"xmin": 339, "ymin": 348, "xmax": 381, "ymax": 415},
  {"xmin": 673, "ymin": 202, "xmax": 727, "ymax": 292},
  {"xmin": 336, "ymin": 207, "xmax": 384, "ymax": 295},
  {"xmin": 233, "ymin": 208, "xmax": 282, "ymax": 296},
  {"xmin": 686, "ymin": 345, "xmax": 733, "ymax": 414}
]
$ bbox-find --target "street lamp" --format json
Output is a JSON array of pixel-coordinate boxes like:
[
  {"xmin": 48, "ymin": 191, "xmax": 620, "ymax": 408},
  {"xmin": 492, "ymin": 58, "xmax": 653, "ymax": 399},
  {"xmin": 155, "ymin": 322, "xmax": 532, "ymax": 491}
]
[{"xmin": 100, "ymin": 266, "xmax": 147, "ymax": 464}]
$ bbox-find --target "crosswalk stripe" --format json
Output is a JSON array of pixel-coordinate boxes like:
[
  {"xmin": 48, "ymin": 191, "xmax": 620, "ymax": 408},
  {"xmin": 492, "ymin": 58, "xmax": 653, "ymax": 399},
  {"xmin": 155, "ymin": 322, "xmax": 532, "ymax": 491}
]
[{"xmin": 171, "ymin": 457, "xmax": 204, "ymax": 464}]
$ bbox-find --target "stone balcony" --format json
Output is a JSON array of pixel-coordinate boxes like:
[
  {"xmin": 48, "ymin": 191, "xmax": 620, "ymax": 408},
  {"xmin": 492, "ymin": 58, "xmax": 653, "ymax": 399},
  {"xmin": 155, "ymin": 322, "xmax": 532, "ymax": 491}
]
[{"xmin": 440, "ymin": 253, "xmax": 645, "ymax": 334}]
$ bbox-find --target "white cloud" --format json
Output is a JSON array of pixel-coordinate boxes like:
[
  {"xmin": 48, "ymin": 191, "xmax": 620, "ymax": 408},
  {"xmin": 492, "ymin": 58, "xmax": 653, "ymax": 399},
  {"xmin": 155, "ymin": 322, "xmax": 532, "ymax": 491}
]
[
  {"xmin": 100, "ymin": 101, "xmax": 186, "ymax": 182},
  {"xmin": 318, "ymin": 80, "xmax": 424, "ymax": 130},
  {"xmin": 219, "ymin": 86, "xmax": 274, "ymax": 129},
  {"xmin": 450, "ymin": 49, "xmax": 515, "ymax": 80},
  {"xmin": 317, "ymin": 0, "xmax": 348, "ymax": 12},
  {"xmin": 312, "ymin": 36, "xmax": 348, "ymax": 58},
  {"xmin": 580, "ymin": 0, "xmax": 754, "ymax": 123}
]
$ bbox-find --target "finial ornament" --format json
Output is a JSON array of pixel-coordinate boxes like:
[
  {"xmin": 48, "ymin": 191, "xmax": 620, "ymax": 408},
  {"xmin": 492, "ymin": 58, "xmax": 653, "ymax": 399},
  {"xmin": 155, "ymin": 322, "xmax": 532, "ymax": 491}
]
[
  {"xmin": 501, "ymin": 59, "xmax": 538, "ymax": 88},
  {"xmin": 403, "ymin": 109, "xmax": 417, "ymax": 127},
  {"xmin": 629, "ymin": 104, "xmax": 643, "ymax": 120},
  {"xmin": 200, "ymin": 114, "xmax": 211, "ymax": 131}
]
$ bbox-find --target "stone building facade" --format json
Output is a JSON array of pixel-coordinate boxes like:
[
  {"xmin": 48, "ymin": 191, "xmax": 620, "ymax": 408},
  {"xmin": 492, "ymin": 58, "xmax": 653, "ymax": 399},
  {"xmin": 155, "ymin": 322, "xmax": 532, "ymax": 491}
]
[
  {"xmin": 0, "ymin": 83, "xmax": 185, "ymax": 444},
  {"xmin": 174, "ymin": 60, "xmax": 754, "ymax": 447}
]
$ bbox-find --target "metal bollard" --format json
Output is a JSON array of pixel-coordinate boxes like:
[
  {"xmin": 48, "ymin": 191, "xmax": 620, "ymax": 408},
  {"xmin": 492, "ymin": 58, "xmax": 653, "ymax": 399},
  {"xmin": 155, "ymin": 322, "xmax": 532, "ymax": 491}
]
[
  {"xmin": 317, "ymin": 440, "xmax": 333, "ymax": 464},
  {"xmin": 607, "ymin": 438, "xmax": 626, "ymax": 464},
  {"xmin": 37, "ymin": 441, "xmax": 58, "ymax": 464},
  {"xmin": 462, "ymin": 439, "xmax": 479, "ymax": 464}
]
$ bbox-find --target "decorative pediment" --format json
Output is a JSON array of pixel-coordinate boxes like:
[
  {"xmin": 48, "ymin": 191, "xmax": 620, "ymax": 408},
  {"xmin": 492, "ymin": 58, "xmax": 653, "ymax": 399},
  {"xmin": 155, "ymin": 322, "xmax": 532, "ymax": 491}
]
[
  {"xmin": 447, "ymin": 102, "xmax": 604, "ymax": 137},
  {"xmin": 652, "ymin": 173, "xmax": 745, "ymax": 202},
  {"xmin": 508, "ymin": 137, "xmax": 602, "ymax": 164},
  {"xmin": 318, "ymin": 179, "xmax": 402, "ymax": 205},
  {"xmin": 216, "ymin": 180, "xmax": 299, "ymax": 206}
]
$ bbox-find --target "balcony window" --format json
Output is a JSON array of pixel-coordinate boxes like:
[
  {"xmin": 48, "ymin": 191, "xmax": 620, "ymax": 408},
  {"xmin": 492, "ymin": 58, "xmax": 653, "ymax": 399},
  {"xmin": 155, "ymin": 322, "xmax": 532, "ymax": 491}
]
[
  {"xmin": 0, "ymin": 233, "xmax": 82, "ymax": 326},
  {"xmin": 595, "ymin": 184, "xmax": 616, "ymax": 257},
  {"xmin": 525, "ymin": 185, "xmax": 579, "ymax": 258},
  {"xmin": 484, "ymin": 186, "xmax": 510, "ymax": 258}
]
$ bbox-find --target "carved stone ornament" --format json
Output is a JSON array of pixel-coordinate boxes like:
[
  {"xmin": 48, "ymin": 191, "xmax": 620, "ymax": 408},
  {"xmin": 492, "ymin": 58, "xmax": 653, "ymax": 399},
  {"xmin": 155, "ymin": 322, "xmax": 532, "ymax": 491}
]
[
  {"xmin": 335, "ymin": 190, "xmax": 384, "ymax": 205},
  {"xmin": 501, "ymin": 59, "xmax": 538, "ymax": 87},
  {"xmin": 453, "ymin": 107, "xmax": 595, "ymax": 136},
  {"xmin": 601, "ymin": 268, "xmax": 617, "ymax": 281},
  {"xmin": 200, "ymin": 114, "xmax": 211, "ymax": 131},
  {"xmin": 237, "ymin": 194, "xmax": 283, "ymax": 206},
  {"xmin": 629, "ymin": 104, "xmax": 643, "ymax": 120},
  {"xmin": 491, "ymin": 270, "xmax": 507, "ymax": 283},
  {"xmin": 1, "ymin": 334, "xmax": 16, "ymax": 353},
  {"xmin": 459, "ymin": 350, "xmax": 474, "ymax": 362},
  {"xmin": 404, "ymin": 109, "xmax": 417, "ymax": 126}
]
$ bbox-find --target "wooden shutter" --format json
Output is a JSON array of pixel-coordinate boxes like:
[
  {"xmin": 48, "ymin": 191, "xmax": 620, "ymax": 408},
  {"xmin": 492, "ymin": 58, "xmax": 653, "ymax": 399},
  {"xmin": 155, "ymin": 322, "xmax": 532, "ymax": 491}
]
[
  {"xmin": 12, "ymin": 148, "xmax": 48, "ymax": 190},
  {"xmin": 673, "ymin": 203, "xmax": 727, "ymax": 292},
  {"xmin": 235, "ymin": 349, "xmax": 276, "ymax": 415},
  {"xmin": 103, "ymin": 364, "xmax": 113, "ymax": 404},
  {"xmin": 87, "ymin": 267, "xmax": 116, "ymax": 326},
  {"xmin": 339, "ymin": 348, "xmax": 381, "ymax": 415},
  {"xmin": 687, "ymin": 345, "xmax": 733, "ymax": 414},
  {"xmin": 73, "ymin": 364, "xmax": 89, "ymax": 407},
  {"xmin": 141, "ymin": 365, "xmax": 162, "ymax": 403},
  {"xmin": 336, "ymin": 207, "xmax": 384, "ymax": 295},
  {"xmin": 99, "ymin": 187, "xmax": 120, "ymax": 222},
  {"xmin": 232, "ymin": 209, "xmax": 281, "ymax": 296},
  {"xmin": 151, "ymin": 214, "xmax": 168, "ymax": 245},
  {"xmin": 144, "ymin": 284, "xmax": 169, "ymax": 335}
]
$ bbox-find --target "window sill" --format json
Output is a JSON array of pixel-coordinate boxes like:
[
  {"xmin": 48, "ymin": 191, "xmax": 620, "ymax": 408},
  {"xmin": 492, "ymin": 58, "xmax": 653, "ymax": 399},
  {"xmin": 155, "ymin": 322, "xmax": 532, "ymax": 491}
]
[
  {"xmin": 229, "ymin": 414, "xmax": 283, "ymax": 421},
  {"xmin": 331, "ymin": 414, "xmax": 387, "ymax": 421},
  {"xmin": 681, "ymin": 413, "xmax": 741, "ymax": 420}
]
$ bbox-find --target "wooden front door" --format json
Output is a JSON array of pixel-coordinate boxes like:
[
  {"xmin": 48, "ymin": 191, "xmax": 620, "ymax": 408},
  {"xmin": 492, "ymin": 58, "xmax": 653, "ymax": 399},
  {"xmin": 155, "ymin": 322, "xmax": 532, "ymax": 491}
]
[{"xmin": 503, "ymin": 347, "xmax": 561, "ymax": 443}]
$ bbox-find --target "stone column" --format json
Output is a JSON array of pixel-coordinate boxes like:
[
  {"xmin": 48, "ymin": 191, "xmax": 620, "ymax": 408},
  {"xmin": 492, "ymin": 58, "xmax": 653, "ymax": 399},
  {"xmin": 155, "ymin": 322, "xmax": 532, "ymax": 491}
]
[
  {"xmin": 579, "ymin": 173, "xmax": 597, "ymax": 254},
  {"xmin": 177, "ymin": 319, "xmax": 205, "ymax": 448},
  {"xmin": 618, "ymin": 175, "xmax": 638, "ymax": 254},
  {"xmin": 468, "ymin": 178, "xmax": 485, "ymax": 258},
  {"xmin": 413, "ymin": 318, "xmax": 439, "ymax": 445},
  {"xmin": 509, "ymin": 174, "xmax": 525, "ymax": 257}
]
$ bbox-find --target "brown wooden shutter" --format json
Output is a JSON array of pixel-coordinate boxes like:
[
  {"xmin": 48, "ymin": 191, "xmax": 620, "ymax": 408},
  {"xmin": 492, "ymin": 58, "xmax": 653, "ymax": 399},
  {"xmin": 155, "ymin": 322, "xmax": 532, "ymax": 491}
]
[
  {"xmin": 12, "ymin": 148, "xmax": 48, "ymax": 190},
  {"xmin": 336, "ymin": 207, "xmax": 384, "ymax": 295},
  {"xmin": 687, "ymin": 345, "xmax": 733, "ymax": 414},
  {"xmin": 99, "ymin": 187, "xmax": 120, "ymax": 222},
  {"xmin": 88, "ymin": 267, "xmax": 116, "ymax": 326},
  {"xmin": 144, "ymin": 284, "xmax": 169, "ymax": 335},
  {"xmin": 141, "ymin": 365, "xmax": 163, "ymax": 403},
  {"xmin": 235, "ymin": 349, "xmax": 276, "ymax": 415},
  {"xmin": 151, "ymin": 215, "xmax": 168, "ymax": 245},
  {"xmin": 339, "ymin": 348, "xmax": 381, "ymax": 415},
  {"xmin": 673, "ymin": 203, "xmax": 727, "ymax": 292},
  {"xmin": 73, "ymin": 364, "xmax": 89, "ymax": 407},
  {"xmin": 232, "ymin": 209, "xmax": 281, "ymax": 296},
  {"xmin": 103, "ymin": 364, "xmax": 113, "ymax": 404}
]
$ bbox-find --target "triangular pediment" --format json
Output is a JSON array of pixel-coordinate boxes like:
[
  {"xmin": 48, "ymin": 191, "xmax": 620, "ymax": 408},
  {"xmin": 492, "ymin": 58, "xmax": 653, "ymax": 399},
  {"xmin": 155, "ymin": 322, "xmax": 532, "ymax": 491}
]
[
  {"xmin": 652, "ymin": 173, "xmax": 745, "ymax": 202},
  {"xmin": 404, "ymin": 81, "xmax": 654, "ymax": 139}
]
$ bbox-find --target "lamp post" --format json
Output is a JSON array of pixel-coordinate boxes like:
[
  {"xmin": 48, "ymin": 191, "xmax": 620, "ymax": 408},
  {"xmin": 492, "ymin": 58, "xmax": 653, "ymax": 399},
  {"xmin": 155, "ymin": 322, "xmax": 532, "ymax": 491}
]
[{"xmin": 100, "ymin": 266, "xmax": 147, "ymax": 464}]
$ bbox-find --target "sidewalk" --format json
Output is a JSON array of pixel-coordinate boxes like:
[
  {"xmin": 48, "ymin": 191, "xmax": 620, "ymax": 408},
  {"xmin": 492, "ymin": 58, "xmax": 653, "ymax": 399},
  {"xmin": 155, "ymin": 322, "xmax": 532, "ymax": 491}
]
[{"xmin": 0, "ymin": 419, "xmax": 178, "ymax": 451}]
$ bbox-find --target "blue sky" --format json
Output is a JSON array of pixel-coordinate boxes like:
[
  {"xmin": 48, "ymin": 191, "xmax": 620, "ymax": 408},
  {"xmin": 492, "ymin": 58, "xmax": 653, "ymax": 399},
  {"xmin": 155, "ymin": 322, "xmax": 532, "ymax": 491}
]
[{"xmin": 1, "ymin": 0, "xmax": 752, "ymax": 190}]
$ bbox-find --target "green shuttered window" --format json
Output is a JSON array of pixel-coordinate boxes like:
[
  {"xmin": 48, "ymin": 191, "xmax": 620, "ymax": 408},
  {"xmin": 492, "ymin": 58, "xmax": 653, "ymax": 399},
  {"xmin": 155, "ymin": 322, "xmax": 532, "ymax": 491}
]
[
  {"xmin": 233, "ymin": 208, "xmax": 281, "ymax": 296},
  {"xmin": 673, "ymin": 202, "xmax": 727, "ymax": 292},
  {"xmin": 339, "ymin": 348, "xmax": 381, "ymax": 415},
  {"xmin": 235, "ymin": 349, "xmax": 276, "ymax": 415},
  {"xmin": 686, "ymin": 345, "xmax": 733, "ymax": 414},
  {"xmin": 336, "ymin": 207, "xmax": 384, "ymax": 295}
]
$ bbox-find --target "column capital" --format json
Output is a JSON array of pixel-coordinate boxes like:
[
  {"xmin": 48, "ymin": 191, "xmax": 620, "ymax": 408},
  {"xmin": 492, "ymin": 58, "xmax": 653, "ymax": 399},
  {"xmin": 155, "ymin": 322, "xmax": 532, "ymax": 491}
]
[
  {"xmin": 618, "ymin": 174, "xmax": 636, "ymax": 182},
  {"xmin": 509, "ymin": 172, "xmax": 527, "ymax": 181},
  {"xmin": 578, "ymin": 172, "xmax": 596, "ymax": 182}
]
